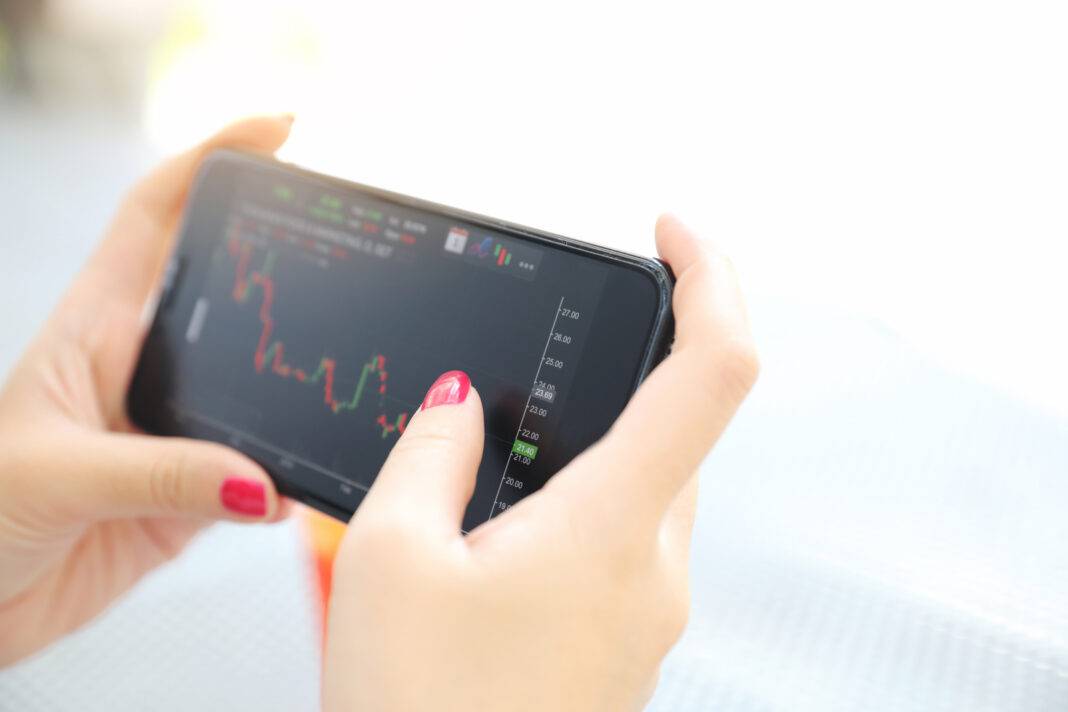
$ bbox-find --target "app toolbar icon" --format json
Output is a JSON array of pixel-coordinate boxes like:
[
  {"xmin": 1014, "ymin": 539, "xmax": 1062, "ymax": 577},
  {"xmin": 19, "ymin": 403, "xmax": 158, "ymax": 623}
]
[{"xmin": 444, "ymin": 227, "xmax": 468, "ymax": 254}]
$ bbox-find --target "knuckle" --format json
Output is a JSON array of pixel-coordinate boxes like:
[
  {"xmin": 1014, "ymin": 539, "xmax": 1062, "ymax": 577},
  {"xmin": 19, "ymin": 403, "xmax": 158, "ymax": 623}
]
[
  {"xmin": 662, "ymin": 587, "xmax": 691, "ymax": 643},
  {"xmin": 714, "ymin": 337, "xmax": 761, "ymax": 400},
  {"xmin": 147, "ymin": 452, "xmax": 187, "ymax": 511},
  {"xmin": 649, "ymin": 580, "xmax": 691, "ymax": 650}
]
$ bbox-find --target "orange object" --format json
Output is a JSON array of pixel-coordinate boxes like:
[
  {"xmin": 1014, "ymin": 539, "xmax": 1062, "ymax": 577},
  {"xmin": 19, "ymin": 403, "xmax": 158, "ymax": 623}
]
[{"xmin": 300, "ymin": 506, "xmax": 347, "ymax": 643}]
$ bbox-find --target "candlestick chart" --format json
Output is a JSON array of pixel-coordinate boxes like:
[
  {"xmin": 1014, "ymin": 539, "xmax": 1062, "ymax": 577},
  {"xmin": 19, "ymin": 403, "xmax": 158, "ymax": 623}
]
[{"xmin": 227, "ymin": 236, "xmax": 410, "ymax": 439}]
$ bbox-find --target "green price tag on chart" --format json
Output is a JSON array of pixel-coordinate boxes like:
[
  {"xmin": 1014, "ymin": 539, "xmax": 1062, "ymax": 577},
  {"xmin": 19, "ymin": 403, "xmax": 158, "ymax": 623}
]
[{"xmin": 511, "ymin": 440, "xmax": 538, "ymax": 459}]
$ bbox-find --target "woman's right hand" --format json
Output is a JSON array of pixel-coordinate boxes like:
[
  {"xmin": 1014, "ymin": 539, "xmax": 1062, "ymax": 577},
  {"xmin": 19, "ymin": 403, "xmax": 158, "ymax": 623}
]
[{"xmin": 323, "ymin": 215, "xmax": 758, "ymax": 711}]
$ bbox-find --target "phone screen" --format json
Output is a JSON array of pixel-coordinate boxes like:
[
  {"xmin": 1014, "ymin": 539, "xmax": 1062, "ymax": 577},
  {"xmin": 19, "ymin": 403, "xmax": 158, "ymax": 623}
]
[{"xmin": 130, "ymin": 151, "xmax": 672, "ymax": 530}]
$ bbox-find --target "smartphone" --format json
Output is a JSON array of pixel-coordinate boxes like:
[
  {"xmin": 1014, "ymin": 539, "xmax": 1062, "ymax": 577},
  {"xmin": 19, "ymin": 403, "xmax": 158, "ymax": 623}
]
[{"xmin": 128, "ymin": 150, "xmax": 673, "ymax": 531}]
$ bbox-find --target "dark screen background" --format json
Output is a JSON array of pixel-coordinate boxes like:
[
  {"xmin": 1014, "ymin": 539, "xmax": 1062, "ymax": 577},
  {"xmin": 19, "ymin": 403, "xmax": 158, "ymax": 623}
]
[{"xmin": 131, "ymin": 154, "xmax": 666, "ymax": 531}]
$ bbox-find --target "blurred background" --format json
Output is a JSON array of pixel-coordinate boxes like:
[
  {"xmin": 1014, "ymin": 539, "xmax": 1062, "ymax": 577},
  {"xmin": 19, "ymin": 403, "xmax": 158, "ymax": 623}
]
[{"xmin": 0, "ymin": 1, "xmax": 1066, "ymax": 710}]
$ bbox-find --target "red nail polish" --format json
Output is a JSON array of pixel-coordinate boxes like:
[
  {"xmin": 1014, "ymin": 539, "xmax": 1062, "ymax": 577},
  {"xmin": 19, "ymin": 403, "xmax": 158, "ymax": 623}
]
[
  {"xmin": 421, "ymin": 370, "xmax": 470, "ymax": 410},
  {"xmin": 220, "ymin": 477, "xmax": 267, "ymax": 516}
]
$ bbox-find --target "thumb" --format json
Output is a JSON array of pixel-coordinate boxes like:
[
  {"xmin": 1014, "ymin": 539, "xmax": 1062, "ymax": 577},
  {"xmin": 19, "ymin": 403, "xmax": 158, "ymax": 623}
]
[
  {"xmin": 59, "ymin": 431, "xmax": 283, "ymax": 522},
  {"xmin": 84, "ymin": 114, "xmax": 295, "ymax": 310},
  {"xmin": 128, "ymin": 113, "xmax": 295, "ymax": 219},
  {"xmin": 358, "ymin": 371, "xmax": 483, "ymax": 538}
]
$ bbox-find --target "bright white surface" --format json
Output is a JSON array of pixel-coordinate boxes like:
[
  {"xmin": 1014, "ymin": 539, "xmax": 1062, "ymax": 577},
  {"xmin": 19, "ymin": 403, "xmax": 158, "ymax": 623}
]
[
  {"xmin": 650, "ymin": 306, "xmax": 1068, "ymax": 711},
  {"xmin": 0, "ymin": 107, "xmax": 150, "ymax": 378},
  {"xmin": 142, "ymin": 0, "xmax": 1068, "ymax": 420},
  {"xmin": 0, "ymin": 521, "xmax": 322, "ymax": 712}
]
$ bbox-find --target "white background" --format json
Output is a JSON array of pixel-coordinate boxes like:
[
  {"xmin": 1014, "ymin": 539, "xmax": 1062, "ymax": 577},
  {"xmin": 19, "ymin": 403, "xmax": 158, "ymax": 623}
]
[{"xmin": 137, "ymin": 0, "xmax": 1068, "ymax": 420}]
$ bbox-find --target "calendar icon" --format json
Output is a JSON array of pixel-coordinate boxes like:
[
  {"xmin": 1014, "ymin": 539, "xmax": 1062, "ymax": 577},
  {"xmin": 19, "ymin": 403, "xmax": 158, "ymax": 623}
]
[{"xmin": 444, "ymin": 227, "xmax": 468, "ymax": 254}]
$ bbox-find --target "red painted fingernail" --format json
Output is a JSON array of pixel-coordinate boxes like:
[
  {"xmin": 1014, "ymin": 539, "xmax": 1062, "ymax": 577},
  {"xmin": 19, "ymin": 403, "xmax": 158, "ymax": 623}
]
[
  {"xmin": 220, "ymin": 477, "xmax": 267, "ymax": 517},
  {"xmin": 420, "ymin": 370, "xmax": 470, "ymax": 410}
]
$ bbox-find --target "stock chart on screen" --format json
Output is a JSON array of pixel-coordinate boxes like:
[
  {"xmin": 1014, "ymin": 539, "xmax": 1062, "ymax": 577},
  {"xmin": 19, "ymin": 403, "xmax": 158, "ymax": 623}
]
[{"xmin": 153, "ymin": 167, "xmax": 608, "ymax": 530}]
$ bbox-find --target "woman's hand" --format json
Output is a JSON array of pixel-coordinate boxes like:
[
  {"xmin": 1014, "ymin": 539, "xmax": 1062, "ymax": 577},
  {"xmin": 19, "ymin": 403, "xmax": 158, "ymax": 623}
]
[
  {"xmin": 0, "ymin": 116, "xmax": 294, "ymax": 666},
  {"xmin": 323, "ymin": 215, "xmax": 758, "ymax": 711}
]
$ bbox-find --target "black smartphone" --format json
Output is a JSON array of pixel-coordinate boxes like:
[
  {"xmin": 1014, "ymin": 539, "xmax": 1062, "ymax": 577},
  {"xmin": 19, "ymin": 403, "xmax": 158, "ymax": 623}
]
[{"xmin": 128, "ymin": 150, "xmax": 673, "ymax": 531}]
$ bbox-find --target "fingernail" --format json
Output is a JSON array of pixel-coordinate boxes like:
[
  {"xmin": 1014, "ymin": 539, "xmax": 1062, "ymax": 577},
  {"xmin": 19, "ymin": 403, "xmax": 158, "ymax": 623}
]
[
  {"xmin": 278, "ymin": 113, "xmax": 295, "ymax": 125},
  {"xmin": 420, "ymin": 370, "xmax": 470, "ymax": 410},
  {"xmin": 220, "ymin": 477, "xmax": 267, "ymax": 516}
]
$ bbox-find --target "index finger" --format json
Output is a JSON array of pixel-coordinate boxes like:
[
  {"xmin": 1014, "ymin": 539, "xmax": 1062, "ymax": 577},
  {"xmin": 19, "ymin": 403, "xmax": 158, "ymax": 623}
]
[{"xmin": 559, "ymin": 215, "xmax": 759, "ymax": 527}]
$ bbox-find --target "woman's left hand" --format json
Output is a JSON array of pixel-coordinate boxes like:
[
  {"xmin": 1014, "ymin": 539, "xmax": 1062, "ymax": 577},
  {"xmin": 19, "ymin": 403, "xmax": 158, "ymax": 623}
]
[{"xmin": 0, "ymin": 116, "xmax": 294, "ymax": 666}]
